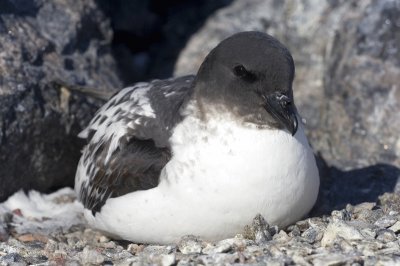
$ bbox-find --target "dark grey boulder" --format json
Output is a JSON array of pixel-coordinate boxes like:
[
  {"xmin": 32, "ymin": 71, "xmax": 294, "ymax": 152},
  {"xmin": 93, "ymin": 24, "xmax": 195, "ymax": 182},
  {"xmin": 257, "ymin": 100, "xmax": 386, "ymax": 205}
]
[{"xmin": 0, "ymin": 0, "xmax": 122, "ymax": 201}]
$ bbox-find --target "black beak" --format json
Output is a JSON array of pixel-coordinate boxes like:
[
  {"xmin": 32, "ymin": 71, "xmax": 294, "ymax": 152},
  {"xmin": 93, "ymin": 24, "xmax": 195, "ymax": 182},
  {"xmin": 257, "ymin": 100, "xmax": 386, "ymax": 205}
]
[{"xmin": 264, "ymin": 92, "xmax": 298, "ymax": 136}]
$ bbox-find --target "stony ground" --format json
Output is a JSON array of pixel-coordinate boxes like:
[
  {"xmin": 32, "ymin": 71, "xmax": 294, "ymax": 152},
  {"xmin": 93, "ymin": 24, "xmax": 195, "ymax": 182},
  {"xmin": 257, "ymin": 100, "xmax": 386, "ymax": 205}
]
[{"xmin": 1, "ymin": 190, "xmax": 400, "ymax": 265}]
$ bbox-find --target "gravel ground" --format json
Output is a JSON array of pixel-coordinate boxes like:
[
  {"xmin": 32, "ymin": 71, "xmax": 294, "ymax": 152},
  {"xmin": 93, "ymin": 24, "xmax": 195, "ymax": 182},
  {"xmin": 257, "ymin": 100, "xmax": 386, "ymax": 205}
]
[{"xmin": 1, "ymin": 189, "xmax": 400, "ymax": 265}]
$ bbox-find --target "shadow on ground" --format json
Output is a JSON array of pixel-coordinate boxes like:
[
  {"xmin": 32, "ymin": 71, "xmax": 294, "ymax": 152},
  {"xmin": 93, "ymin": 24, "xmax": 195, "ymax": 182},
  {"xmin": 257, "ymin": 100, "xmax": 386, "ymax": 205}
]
[{"xmin": 311, "ymin": 159, "xmax": 400, "ymax": 216}]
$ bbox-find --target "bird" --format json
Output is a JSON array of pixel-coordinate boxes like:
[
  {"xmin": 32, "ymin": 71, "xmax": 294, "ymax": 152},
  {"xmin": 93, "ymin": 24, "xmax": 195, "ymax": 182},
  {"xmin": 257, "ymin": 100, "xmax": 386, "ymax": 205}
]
[{"xmin": 74, "ymin": 31, "xmax": 320, "ymax": 244}]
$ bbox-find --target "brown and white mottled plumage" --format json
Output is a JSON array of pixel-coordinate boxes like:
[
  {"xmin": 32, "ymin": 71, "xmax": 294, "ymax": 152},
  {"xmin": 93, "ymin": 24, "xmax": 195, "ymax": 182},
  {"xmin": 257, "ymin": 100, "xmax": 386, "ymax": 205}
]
[{"xmin": 75, "ymin": 32, "xmax": 319, "ymax": 244}]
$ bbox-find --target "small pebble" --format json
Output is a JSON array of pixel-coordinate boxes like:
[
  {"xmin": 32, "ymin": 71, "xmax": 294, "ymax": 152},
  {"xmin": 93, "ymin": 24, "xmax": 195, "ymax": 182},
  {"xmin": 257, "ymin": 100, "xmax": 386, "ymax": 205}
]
[
  {"xmin": 301, "ymin": 227, "xmax": 319, "ymax": 244},
  {"xmin": 288, "ymin": 225, "xmax": 301, "ymax": 237},
  {"xmin": 353, "ymin": 202, "xmax": 376, "ymax": 213},
  {"xmin": 178, "ymin": 235, "xmax": 203, "ymax": 255},
  {"xmin": 374, "ymin": 216, "xmax": 397, "ymax": 228},
  {"xmin": 99, "ymin": 235, "xmax": 110, "ymax": 243},
  {"xmin": 102, "ymin": 241, "xmax": 117, "ymax": 249},
  {"xmin": 296, "ymin": 220, "xmax": 310, "ymax": 231},
  {"xmin": 273, "ymin": 230, "xmax": 290, "ymax": 242},
  {"xmin": 202, "ymin": 241, "xmax": 231, "ymax": 254},
  {"xmin": 321, "ymin": 221, "xmax": 364, "ymax": 247},
  {"xmin": 252, "ymin": 214, "xmax": 272, "ymax": 244},
  {"xmin": 388, "ymin": 221, "xmax": 400, "ymax": 233},
  {"xmin": 17, "ymin": 234, "xmax": 48, "ymax": 243},
  {"xmin": 80, "ymin": 247, "xmax": 105, "ymax": 265},
  {"xmin": 376, "ymin": 229, "xmax": 397, "ymax": 243},
  {"xmin": 161, "ymin": 254, "xmax": 176, "ymax": 266},
  {"xmin": 127, "ymin": 243, "xmax": 143, "ymax": 255},
  {"xmin": 331, "ymin": 210, "xmax": 351, "ymax": 221},
  {"xmin": 0, "ymin": 253, "xmax": 26, "ymax": 264}
]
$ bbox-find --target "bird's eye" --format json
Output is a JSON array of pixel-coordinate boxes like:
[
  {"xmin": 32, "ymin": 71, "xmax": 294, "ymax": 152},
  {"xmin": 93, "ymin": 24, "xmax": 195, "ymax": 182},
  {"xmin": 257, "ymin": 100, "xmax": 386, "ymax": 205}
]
[
  {"xmin": 232, "ymin": 65, "xmax": 256, "ymax": 82},
  {"xmin": 233, "ymin": 65, "xmax": 249, "ymax": 78}
]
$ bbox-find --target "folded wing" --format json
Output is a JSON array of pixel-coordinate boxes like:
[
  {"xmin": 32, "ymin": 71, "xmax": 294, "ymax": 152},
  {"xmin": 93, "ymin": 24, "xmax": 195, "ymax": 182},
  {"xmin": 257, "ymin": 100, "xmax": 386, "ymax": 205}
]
[{"xmin": 75, "ymin": 76, "xmax": 194, "ymax": 214}]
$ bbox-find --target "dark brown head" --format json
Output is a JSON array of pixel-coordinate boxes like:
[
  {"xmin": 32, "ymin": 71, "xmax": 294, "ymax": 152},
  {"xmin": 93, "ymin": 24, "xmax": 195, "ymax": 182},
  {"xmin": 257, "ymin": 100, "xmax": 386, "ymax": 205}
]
[{"xmin": 194, "ymin": 31, "xmax": 298, "ymax": 135}]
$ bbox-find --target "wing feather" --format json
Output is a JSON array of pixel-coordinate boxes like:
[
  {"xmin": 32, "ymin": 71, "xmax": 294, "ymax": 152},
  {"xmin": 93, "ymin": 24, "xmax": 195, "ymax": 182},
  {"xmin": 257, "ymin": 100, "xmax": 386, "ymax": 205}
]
[{"xmin": 75, "ymin": 76, "xmax": 194, "ymax": 213}]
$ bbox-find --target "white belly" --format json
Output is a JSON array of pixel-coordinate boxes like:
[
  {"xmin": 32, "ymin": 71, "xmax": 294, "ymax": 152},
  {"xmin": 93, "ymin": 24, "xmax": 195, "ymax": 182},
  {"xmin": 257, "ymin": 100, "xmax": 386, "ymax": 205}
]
[{"xmin": 85, "ymin": 115, "xmax": 319, "ymax": 244}]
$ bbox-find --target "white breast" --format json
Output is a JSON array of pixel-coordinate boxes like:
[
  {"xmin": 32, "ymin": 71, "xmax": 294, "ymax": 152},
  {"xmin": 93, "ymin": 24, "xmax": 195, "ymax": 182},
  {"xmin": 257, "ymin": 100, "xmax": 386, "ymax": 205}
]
[{"xmin": 85, "ymin": 109, "xmax": 319, "ymax": 244}]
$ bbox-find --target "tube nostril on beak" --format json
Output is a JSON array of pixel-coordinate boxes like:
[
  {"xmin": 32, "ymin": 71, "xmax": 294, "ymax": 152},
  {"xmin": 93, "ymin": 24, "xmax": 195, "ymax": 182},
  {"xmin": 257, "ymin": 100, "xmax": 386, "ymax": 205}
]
[
  {"xmin": 264, "ymin": 92, "xmax": 297, "ymax": 136},
  {"xmin": 275, "ymin": 94, "xmax": 292, "ymax": 106}
]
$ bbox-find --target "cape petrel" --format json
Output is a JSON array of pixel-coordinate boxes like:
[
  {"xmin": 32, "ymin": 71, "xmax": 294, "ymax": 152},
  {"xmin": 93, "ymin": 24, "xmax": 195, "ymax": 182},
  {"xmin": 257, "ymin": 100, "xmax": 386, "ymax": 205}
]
[{"xmin": 75, "ymin": 31, "xmax": 320, "ymax": 244}]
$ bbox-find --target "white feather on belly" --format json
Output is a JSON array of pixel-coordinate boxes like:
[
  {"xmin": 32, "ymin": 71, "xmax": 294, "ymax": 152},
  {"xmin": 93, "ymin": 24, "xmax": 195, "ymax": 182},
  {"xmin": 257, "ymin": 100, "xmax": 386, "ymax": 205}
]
[{"xmin": 85, "ymin": 108, "xmax": 319, "ymax": 244}]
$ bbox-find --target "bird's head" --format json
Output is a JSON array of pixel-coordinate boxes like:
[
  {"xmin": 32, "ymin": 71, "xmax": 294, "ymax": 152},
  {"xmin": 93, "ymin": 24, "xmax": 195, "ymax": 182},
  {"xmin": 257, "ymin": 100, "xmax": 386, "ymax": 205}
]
[{"xmin": 194, "ymin": 31, "xmax": 298, "ymax": 136}]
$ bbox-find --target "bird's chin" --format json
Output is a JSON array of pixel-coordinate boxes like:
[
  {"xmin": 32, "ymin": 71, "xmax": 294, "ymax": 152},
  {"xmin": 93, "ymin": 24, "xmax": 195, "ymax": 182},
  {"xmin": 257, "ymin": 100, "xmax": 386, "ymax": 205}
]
[
  {"xmin": 241, "ymin": 122, "xmax": 268, "ymax": 129},
  {"xmin": 240, "ymin": 114, "xmax": 277, "ymax": 130}
]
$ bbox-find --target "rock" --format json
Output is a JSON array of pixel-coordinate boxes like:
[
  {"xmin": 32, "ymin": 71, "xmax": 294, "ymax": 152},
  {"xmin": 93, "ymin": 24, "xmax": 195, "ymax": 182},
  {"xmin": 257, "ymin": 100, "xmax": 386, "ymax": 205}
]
[
  {"xmin": 352, "ymin": 202, "xmax": 376, "ymax": 213},
  {"xmin": 354, "ymin": 208, "xmax": 384, "ymax": 225},
  {"xmin": 359, "ymin": 227, "xmax": 377, "ymax": 239},
  {"xmin": 378, "ymin": 193, "xmax": 400, "ymax": 213},
  {"xmin": 127, "ymin": 243, "xmax": 144, "ymax": 255},
  {"xmin": 331, "ymin": 210, "xmax": 352, "ymax": 221},
  {"xmin": 388, "ymin": 221, "xmax": 400, "ymax": 233},
  {"xmin": 101, "ymin": 241, "xmax": 117, "ymax": 249},
  {"xmin": 80, "ymin": 247, "xmax": 105, "ymax": 265},
  {"xmin": 374, "ymin": 216, "xmax": 397, "ymax": 228},
  {"xmin": 252, "ymin": 214, "xmax": 273, "ymax": 244},
  {"xmin": 161, "ymin": 254, "xmax": 176, "ymax": 266},
  {"xmin": 0, "ymin": 0, "xmax": 122, "ymax": 201},
  {"xmin": 321, "ymin": 220, "xmax": 364, "ymax": 247},
  {"xmin": 177, "ymin": 235, "xmax": 203, "ymax": 255},
  {"xmin": 203, "ymin": 236, "xmax": 251, "ymax": 255},
  {"xmin": 0, "ymin": 253, "xmax": 27, "ymax": 265},
  {"xmin": 322, "ymin": 0, "xmax": 400, "ymax": 169},
  {"xmin": 98, "ymin": 235, "xmax": 110, "ymax": 243},
  {"xmin": 272, "ymin": 230, "xmax": 290, "ymax": 243},
  {"xmin": 288, "ymin": 225, "xmax": 301, "ymax": 237},
  {"xmin": 336, "ymin": 238, "xmax": 356, "ymax": 253},
  {"xmin": 348, "ymin": 221, "xmax": 377, "ymax": 240},
  {"xmin": 197, "ymin": 253, "xmax": 240, "ymax": 265},
  {"xmin": 0, "ymin": 227, "xmax": 9, "ymax": 242},
  {"xmin": 376, "ymin": 229, "xmax": 397, "ymax": 243},
  {"xmin": 16, "ymin": 234, "xmax": 48, "ymax": 243},
  {"xmin": 202, "ymin": 241, "xmax": 231, "ymax": 255},
  {"xmin": 243, "ymin": 214, "xmax": 273, "ymax": 244},
  {"xmin": 142, "ymin": 245, "xmax": 174, "ymax": 255},
  {"xmin": 295, "ymin": 220, "xmax": 311, "ymax": 232},
  {"xmin": 301, "ymin": 227, "xmax": 323, "ymax": 244},
  {"xmin": 312, "ymin": 253, "xmax": 361, "ymax": 266}
]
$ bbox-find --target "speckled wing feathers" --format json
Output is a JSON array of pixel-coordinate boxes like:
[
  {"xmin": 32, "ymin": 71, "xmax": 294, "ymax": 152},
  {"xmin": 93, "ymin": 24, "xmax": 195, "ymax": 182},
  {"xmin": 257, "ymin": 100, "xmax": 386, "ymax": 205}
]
[{"xmin": 75, "ymin": 76, "xmax": 195, "ymax": 214}]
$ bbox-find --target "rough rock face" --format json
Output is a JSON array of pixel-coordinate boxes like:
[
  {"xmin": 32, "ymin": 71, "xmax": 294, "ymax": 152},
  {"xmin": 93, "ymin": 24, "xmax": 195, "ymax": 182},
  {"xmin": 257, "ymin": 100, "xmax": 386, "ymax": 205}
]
[
  {"xmin": 0, "ymin": 0, "xmax": 122, "ymax": 201},
  {"xmin": 321, "ymin": 0, "xmax": 400, "ymax": 169},
  {"xmin": 174, "ymin": 0, "xmax": 400, "ymax": 214},
  {"xmin": 174, "ymin": 0, "xmax": 400, "ymax": 169}
]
